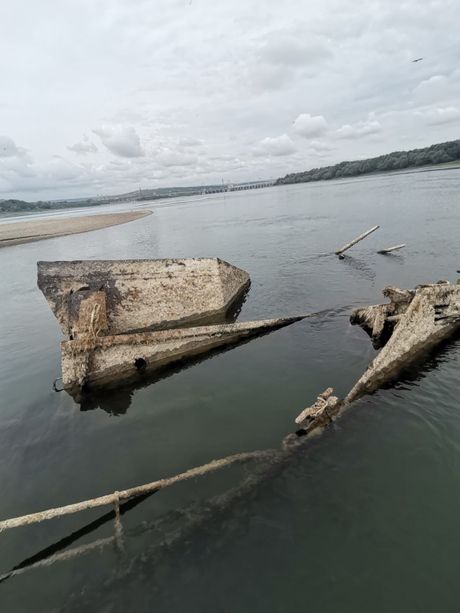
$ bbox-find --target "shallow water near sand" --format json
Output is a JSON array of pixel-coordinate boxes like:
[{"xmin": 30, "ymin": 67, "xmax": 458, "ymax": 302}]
[{"xmin": 0, "ymin": 171, "xmax": 459, "ymax": 612}]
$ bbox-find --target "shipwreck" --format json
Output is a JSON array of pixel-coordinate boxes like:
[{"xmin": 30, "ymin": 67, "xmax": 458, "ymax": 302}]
[
  {"xmin": 3, "ymin": 273, "xmax": 459, "ymax": 557},
  {"xmin": 38, "ymin": 258, "xmax": 307, "ymax": 391},
  {"xmin": 346, "ymin": 279, "xmax": 460, "ymax": 403}
]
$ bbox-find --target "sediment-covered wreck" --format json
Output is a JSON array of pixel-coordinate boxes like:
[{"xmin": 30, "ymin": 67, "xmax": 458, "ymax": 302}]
[
  {"xmin": 4, "ymin": 273, "xmax": 459, "ymax": 549},
  {"xmin": 38, "ymin": 258, "xmax": 251, "ymax": 335},
  {"xmin": 346, "ymin": 279, "xmax": 460, "ymax": 403},
  {"xmin": 38, "ymin": 259, "xmax": 307, "ymax": 391}
]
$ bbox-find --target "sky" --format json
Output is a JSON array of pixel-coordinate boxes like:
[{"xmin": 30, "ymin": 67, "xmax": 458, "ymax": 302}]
[{"xmin": 1, "ymin": 0, "xmax": 459, "ymax": 200}]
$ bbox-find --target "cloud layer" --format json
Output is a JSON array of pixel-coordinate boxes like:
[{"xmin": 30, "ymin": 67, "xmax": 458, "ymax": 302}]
[
  {"xmin": 93, "ymin": 126, "xmax": 144, "ymax": 158},
  {"xmin": 1, "ymin": 0, "xmax": 460, "ymax": 199}
]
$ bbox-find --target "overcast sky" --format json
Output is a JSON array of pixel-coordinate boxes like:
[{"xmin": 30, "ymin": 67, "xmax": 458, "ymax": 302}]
[{"xmin": 1, "ymin": 0, "xmax": 459, "ymax": 200}]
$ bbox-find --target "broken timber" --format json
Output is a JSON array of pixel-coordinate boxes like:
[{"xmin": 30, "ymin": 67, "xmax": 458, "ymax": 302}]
[
  {"xmin": 37, "ymin": 258, "xmax": 307, "ymax": 391},
  {"xmin": 335, "ymin": 225, "xmax": 379, "ymax": 257},
  {"xmin": 346, "ymin": 279, "xmax": 460, "ymax": 403}
]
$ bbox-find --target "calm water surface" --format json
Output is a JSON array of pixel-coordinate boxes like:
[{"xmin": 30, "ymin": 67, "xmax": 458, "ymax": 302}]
[{"xmin": 0, "ymin": 171, "xmax": 459, "ymax": 612}]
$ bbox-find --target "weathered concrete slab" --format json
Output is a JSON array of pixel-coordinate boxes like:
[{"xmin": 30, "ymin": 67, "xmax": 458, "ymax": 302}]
[
  {"xmin": 37, "ymin": 258, "xmax": 250, "ymax": 337},
  {"xmin": 61, "ymin": 316, "xmax": 308, "ymax": 389},
  {"xmin": 346, "ymin": 279, "xmax": 460, "ymax": 403}
]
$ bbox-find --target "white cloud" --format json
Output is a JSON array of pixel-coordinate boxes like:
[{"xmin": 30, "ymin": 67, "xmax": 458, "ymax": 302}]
[
  {"xmin": 2, "ymin": 0, "xmax": 460, "ymax": 199},
  {"xmin": 93, "ymin": 125, "xmax": 144, "ymax": 158},
  {"xmin": 336, "ymin": 117, "xmax": 382, "ymax": 139},
  {"xmin": 259, "ymin": 32, "xmax": 333, "ymax": 67},
  {"xmin": 0, "ymin": 135, "xmax": 21, "ymax": 158},
  {"xmin": 310, "ymin": 140, "xmax": 334, "ymax": 152},
  {"xmin": 155, "ymin": 148, "xmax": 197, "ymax": 167},
  {"xmin": 415, "ymin": 106, "xmax": 460, "ymax": 125},
  {"xmin": 414, "ymin": 75, "xmax": 447, "ymax": 94},
  {"xmin": 293, "ymin": 114, "xmax": 328, "ymax": 138},
  {"xmin": 179, "ymin": 137, "xmax": 204, "ymax": 147},
  {"xmin": 0, "ymin": 135, "xmax": 29, "ymax": 159},
  {"xmin": 0, "ymin": 136, "xmax": 35, "ymax": 192},
  {"xmin": 68, "ymin": 139, "xmax": 98, "ymax": 155},
  {"xmin": 248, "ymin": 28, "xmax": 333, "ymax": 92},
  {"xmin": 256, "ymin": 134, "xmax": 297, "ymax": 157},
  {"xmin": 44, "ymin": 156, "xmax": 84, "ymax": 181}
]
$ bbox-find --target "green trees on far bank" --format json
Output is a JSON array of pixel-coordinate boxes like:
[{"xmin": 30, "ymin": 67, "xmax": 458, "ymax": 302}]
[{"xmin": 276, "ymin": 139, "xmax": 460, "ymax": 185}]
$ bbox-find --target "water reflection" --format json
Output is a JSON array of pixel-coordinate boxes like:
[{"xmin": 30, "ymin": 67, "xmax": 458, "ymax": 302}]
[
  {"xmin": 338, "ymin": 254, "xmax": 376, "ymax": 281},
  {"xmin": 71, "ymin": 325, "xmax": 280, "ymax": 414},
  {"xmin": 383, "ymin": 332, "xmax": 460, "ymax": 392},
  {"xmin": 0, "ymin": 437, "xmax": 313, "ymax": 586},
  {"xmin": 2, "ymin": 171, "xmax": 460, "ymax": 611},
  {"xmin": 0, "ymin": 493, "xmax": 153, "ymax": 583},
  {"xmin": 66, "ymin": 284, "xmax": 256, "ymax": 414}
]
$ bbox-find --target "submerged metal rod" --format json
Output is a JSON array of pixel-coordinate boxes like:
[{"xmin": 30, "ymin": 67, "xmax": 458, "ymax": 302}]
[
  {"xmin": 0, "ymin": 450, "xmax": 274, "ymax": 533},
  {"xmin": 335, "ymin": 225, "xmax": 380, "ymax": 256},
  {"xmin": 377, "ymin": 244, "xmax": 406, "ymax": 254}
]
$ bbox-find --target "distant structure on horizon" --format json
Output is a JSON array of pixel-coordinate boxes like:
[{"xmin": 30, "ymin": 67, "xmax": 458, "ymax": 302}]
[{"xmin": 202, "ymin": 180, "xmax": 275, "ymax": 194}]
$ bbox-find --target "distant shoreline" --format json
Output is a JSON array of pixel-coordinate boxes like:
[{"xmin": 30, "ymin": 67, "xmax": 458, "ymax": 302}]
[
  {"xmin": 0, "ymin": 209, "xmax": 151, "ymax": 248},
  {"xmin": 274, "ymin": 161, "xmax": 460, "ymax": 188},
  {"xmin": 276, "ymin": 140, "xmax": 460, "ymax": 186}
]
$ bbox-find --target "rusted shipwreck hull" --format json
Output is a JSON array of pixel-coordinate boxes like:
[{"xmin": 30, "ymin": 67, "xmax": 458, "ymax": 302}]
[
  {"xmin": 38, "ymin": 259, "xmax": 306, "ymax": 391},
  {"xmin": 346, "ymin": 279, "xmax": 460, "ymax": 403}
]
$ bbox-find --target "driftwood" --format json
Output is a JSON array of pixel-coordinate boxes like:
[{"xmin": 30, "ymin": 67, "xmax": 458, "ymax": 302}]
[
  {"xmin": 0, "ymin": 450, "xmax": 274, "ymax": 533},
  {"xmin": 377, "ymin": 243, "xmax": 405, "ymax": 254},
  {"xmin": 335, "ymin": 225, "xmax": 380, "ymax": 257}
]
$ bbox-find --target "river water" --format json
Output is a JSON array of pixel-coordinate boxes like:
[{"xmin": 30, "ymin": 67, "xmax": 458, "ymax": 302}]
[{"xmin": 0, "ymin": 171, "xmax": 459, "ymax": 612}]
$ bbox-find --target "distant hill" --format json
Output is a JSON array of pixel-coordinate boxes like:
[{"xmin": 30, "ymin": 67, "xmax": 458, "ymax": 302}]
[
  {"xmin": 0, "ymin": 184, "xmax": 218, "ymax": 214},
  {"xmin": 276, "ymin": 139, "xmax": 460, "ymax": 185},
  {"xmin": 0, "ymin": 198, "xmax": 94, "ymax": 213}
]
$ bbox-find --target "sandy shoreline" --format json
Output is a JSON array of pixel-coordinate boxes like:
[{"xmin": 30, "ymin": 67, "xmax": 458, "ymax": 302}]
[{"xmin": 0, "ymin": 210, "xmax": 152, "ymax": 247}]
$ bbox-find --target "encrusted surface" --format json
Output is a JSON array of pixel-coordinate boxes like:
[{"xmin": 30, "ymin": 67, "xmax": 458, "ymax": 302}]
[
  {"xmin": 294, "ymin": 387, "xmax": 341, "ymax": 434},
  {"xmin": 37, "ymin": 258, "xmax": 250, "ymax": 337},
  {"xmin": 347, "ymin": 280, "xmax": 460, "ymax": 403},
  {"xmin": 61, "ymin": 316, "xmax": 306, "ymax": 389}
]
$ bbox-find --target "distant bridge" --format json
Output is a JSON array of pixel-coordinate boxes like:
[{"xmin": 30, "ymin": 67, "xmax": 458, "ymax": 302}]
[{"xmin": 203, "ymin": 180, "xmax": 275, "ymax": 194}]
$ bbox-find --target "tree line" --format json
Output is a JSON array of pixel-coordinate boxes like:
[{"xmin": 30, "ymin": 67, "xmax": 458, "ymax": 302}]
[{"xmin": 276, "ymin": 139, "xmax": 460, "ymax": 185}]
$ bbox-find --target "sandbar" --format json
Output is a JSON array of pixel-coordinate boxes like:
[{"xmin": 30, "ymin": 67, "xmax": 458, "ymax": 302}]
[{"xmin": 0, "ymin": 210, "xmax": 152, "ymax": 247}]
